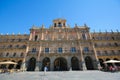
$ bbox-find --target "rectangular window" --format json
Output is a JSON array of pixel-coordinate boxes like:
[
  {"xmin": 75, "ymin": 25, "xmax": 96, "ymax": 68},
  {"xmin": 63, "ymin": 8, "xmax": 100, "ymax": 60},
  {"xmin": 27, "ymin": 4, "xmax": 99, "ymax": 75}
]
[
  {"xmin": 71, "ymin": 47, "xmax": 76, "ymax": 53},
  {"xmin": 45, "ymin": 48, "xmax": 49, "ymax": 53},
  {"xmin": 58, "ymin": 48, "xmax": 62, "ymax": 53},
  {"xmin": 32, "ymin": 48, "xmax": 36, "ymax": 52},
  {"xmin": 84, "ymin": 47, "xmax": 89, "ymax": 52}
]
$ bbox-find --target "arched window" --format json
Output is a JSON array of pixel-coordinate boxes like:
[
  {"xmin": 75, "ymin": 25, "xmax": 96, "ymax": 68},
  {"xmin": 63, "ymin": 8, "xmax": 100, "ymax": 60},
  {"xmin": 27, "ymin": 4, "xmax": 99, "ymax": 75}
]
[
  {"xmin": 13, "ymin": 53, "xmax": 16, "ymax": 57},
  {"xmin": 54, "ymin": 23, "xmax": 56, "ymax": 27},
  {"xmin": 21, "ymin": 53, "xmax": 24, "ymax": 57},
  {"xmin": 16, "ymin": 45, "xmax": 19, "ymax": 48},
  {"xmin": 35, "ymin": 35, "xmax": 38, "ymax": 41},
  {"xmin": 18, "ymin": 39, "xmax": 21, "ymax": 42},
  {"xmin": 111, "ymin": 50, "xmax": 115, "ymax": 55},
  {"xmin": 32, "ymin": 48, "xmax": 36, "ymax": 52},
  {"xmin": 97, "ymin": 51, "xmax": 100, "ymax": 56},
  {"xmin": 22, "ymin": 45, "xmax": 26, "ymax": 48},
  {"xmin": 104, "ymin": 51, "xmax": 107, "ymax": 55},
  {"xmin": 82, "ymin": 33, "xmax": 87, "ymax": 40},
  {"xmin": 94, "ymin": 43, "xmax": 97, "ymax": 47},
  {"xmin": 58, "ymin": 22, "xmax": 62, "ymax": 27},
  {"xmin": 6, "ymin": 53, "xmax": 9, "ymax": 56},
  {"xmin": 0, "ymin": 53, "xmax": 2, "ymax": 56},
  {"xmin": 9, "ymin": 45, "xmax": 12, "ymax": 48},
  {"xmin": 63, "ymin": 23, "xmax": 65, "ymax": 26},
  {"xmin": 112, "ymin": 37, "xmax": 114, "ymax": 40},
  {"xmin": 114, "ymin": 43, "xmax": 118, "ymax": 46}
]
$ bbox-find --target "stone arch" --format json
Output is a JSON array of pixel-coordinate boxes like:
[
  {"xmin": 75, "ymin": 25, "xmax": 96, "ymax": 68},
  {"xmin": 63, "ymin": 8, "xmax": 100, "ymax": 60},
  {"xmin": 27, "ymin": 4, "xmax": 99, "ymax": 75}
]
[
  {"xmin": 106, "ymin": 58, "xmax": 112, "ymax": 67},
  {"xmin": 71, "ymin": 57, "xmax": 79, "ymax": 70},
  {"xmin": 35, "ymin": 35, "xmax": 38, "ymax": 41},
  {"xmin": 27, "ymin": 57, "xmax": 36, "ymax": 71},
  {"xmin": 85, "ymin": 56, "xmax": 94, "ymax": 70},
  {"xmin": 114, "ymin": 58, "xmax": 120, "ymax": 66},
  {"xmin": 99, "ymin": 58, "xmax": 105, "ymax": 68},
  {"xmin": 42, "ymin": 57, "xmax": 50, "ymax": 71},
  {"xmin": 16, "ymin": 60, "xmax": 22, "ymax": 69},
  {"xmin": 8, "ymin": 60, "xmax": 15, "ymax": 69},
  {"xmin": 54, "ymin": 57, "xmax": 67, "ymax": 71}
]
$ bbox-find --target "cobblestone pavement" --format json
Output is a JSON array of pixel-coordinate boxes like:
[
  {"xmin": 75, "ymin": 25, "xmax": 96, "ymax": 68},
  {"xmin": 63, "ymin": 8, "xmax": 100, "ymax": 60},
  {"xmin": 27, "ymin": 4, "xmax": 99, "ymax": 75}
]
[{"xmin": 0, "ymin": 71, "xmax": 120, "ymax": 80}]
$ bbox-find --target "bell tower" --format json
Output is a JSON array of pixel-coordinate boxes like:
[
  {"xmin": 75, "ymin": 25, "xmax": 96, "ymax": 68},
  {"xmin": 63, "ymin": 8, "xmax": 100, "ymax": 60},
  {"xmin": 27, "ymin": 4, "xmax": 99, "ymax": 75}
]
[{"xmin": 53, "ymin": 18, "xmax": 66, "ymax": 28}]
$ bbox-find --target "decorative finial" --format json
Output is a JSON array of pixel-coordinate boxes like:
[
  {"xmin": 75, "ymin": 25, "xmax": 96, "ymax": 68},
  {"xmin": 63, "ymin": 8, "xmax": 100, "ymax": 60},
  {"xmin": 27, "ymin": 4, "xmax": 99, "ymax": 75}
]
[
  {"xmin": 75, "ymin": 24, "xmax": 77, "ymax": 27},
  {"xmin": 116, "ymin": 29, "xmax": 119, "ymax": 33},
  {"xmin": 42, "ymin": 24, "xmax": 44, "ymax": 28},
  {"xmin": 84, "ymin": 23, "xmax": 87, "ymax": 27},
  {"xmin": 0, "ymin": 33, "xmax": 3, "ymax": 35},
  {"xmin": 105, "ymin": 30, "xmax": 107, "ymax": 34},
  {"xmin": 93, "ymin": 30, "xmax": 95, "ymax": 33},
  {"xmin": 18, "ymin": 32, "xmax": 20, "ymax": 35},
  {"xmin": 12, "ymin": 33, "xmax": 14, "ymax": 35},
  {"xmin": 67, "ymin": 24, "xmax": 70, "ymax": 28},
  {"xmin": 99, "ymin": 29, "xmax": 101, "ymax": 33},
  {"xmin": 24, "ymin": 32, "xmax": 26, "ymax": 34},
  {"xmin": 111, "ymin": 29, "xmax": 114, "ymax": 34}
]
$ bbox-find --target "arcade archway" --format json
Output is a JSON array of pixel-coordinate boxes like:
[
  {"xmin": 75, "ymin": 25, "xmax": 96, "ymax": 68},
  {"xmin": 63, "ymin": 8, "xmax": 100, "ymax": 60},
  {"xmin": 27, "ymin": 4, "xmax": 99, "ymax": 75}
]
[
  {"xmin": 71, "ymin": 57, "xmax": 79, "ymax": 70},
  {"xmin": 114, "ymin": 58, "xmax": 120, "ymax": 66},
  {"xmin": 106, "ymin": 58, "xmax": 112, "ymax": 67},
  {"xmin": 42, "ymin": 57, "xmax": 50, "ymax": 71},
  {"xmin": 16, "ymin": 60, "xmax": 22, "ymax": 69},
  {"xmin": 99, "ymin": 59, "xmax": 105, "ymax": 68},
  {"xmin": 85, "ymin": 56, "xmax": 94, "ymax": 70},
  {"xmin": 27, "ymin": 57, "xmax": 36, "ymax": 71},
  {"xmin": 8, "ymin": 60, "xmax": 15, "ymax": 69},
  {"xmin": 54, "ymin": 57, "xmax": 67, "ymax": 71}
]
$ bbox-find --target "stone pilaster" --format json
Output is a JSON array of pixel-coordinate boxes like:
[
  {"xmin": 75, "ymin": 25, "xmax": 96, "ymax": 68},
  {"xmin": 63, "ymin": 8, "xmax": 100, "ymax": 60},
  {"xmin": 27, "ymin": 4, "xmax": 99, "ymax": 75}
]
[
  {"xmin": 50, "ymin": 59, "xmax": 54, "ymax": 71},
  {"xmin": 79, "ymin": 42, "xmax": 87, "ymax": 70},
  {"xmin": 21, "ymin": 46, "xmax": 29, "ymax": 71},
  {"xmin": 35, "ymin": 61, "xmax": 40, "ymax": 71},
  {"xmin": 89, "ymin": 32, "xmax": 101, "ymax": 70}
]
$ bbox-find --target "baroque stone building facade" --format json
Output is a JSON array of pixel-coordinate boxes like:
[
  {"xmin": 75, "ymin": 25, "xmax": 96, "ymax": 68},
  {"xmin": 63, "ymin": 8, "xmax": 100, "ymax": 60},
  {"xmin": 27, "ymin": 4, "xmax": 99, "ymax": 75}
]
[{"xmin": 0, "ymin": 19, "xmax": 120, "ymax": 71}]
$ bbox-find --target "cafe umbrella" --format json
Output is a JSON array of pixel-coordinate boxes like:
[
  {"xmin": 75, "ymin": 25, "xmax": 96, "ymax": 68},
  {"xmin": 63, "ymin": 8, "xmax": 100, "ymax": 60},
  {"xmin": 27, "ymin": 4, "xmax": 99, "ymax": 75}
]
[
  {"xmin": 0, "ymin": 61, "xmax": 17, "ymax": 65},
  {"xmin": 104, "ymin": 60, "xmax": 120, "ymax": 63}
]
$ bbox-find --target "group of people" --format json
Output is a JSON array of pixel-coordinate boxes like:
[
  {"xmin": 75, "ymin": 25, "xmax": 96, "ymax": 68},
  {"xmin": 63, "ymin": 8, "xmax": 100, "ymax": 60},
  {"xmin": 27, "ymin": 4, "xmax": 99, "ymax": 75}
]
[{"xmin": 108, "ymin": 65, "xmax": 119, "ymax": 72}]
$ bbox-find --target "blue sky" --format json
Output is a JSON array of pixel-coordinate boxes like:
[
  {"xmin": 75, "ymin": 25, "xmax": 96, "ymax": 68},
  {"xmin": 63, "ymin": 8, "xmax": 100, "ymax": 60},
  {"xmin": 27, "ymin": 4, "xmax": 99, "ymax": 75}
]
[{"xmin": 0, "ymin": 0, "xmax": 120, "ymax": 34}]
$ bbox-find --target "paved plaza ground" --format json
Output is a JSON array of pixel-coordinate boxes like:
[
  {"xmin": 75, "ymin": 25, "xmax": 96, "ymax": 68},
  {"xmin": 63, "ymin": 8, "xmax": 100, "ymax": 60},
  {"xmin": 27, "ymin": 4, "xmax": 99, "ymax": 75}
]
[{"xmin": 0, "ymin": 70, "xmax": 120, "ymax": 80}]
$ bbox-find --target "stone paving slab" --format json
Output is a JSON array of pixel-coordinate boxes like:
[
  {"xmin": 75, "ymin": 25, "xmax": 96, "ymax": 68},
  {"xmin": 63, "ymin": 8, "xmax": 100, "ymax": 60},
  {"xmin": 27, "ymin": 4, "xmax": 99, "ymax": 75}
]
[{"xmin": 0, "ymin": 71, "xmax": 120, "ymax": 80}]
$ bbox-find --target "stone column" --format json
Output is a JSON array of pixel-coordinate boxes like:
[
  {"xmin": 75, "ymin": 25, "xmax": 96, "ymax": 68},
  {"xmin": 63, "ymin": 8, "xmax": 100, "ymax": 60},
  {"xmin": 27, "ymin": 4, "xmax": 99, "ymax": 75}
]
[
  {"xmin": 79, "ymin": 42, "xmax": 87, "ymax": 70},
  {"xmin": 35, "ymin": 46, "xmax": 42, "ymax": 71},
  {"xmin": 29, "ymin": 33, "xmax": 32, "ymax": 40},
  {"xmin": 50, "ymin": 58, "xmax": 54, "ymax": 71},
  {"xmin": 21, "ymin": 46, "xmax": 29, "ymax": 71},
  {"xmin": 89, "ymin": 33, "xmax": 101, "ymax": 70},
  {"xmin": 67, "ymin": 57, "xmax": 71, "ymax": 71},
  {"xmin": 52, "ymin": 31, "xmax": 54, "ymax": 41},
  {"xmin": 35, "ymin": 61, "xmax": 40, "ymax": 71}
]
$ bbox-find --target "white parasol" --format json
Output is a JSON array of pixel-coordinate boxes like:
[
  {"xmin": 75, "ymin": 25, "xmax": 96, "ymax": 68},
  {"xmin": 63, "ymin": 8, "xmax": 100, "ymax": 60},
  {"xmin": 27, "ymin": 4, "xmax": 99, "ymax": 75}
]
[
  {"xmin": 104, "ymin": 60, "xmax": 120, "ymax": 63},
  {"xmin": 0, "ymin": 61, "xmax": 17, "ymax": 65}
]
